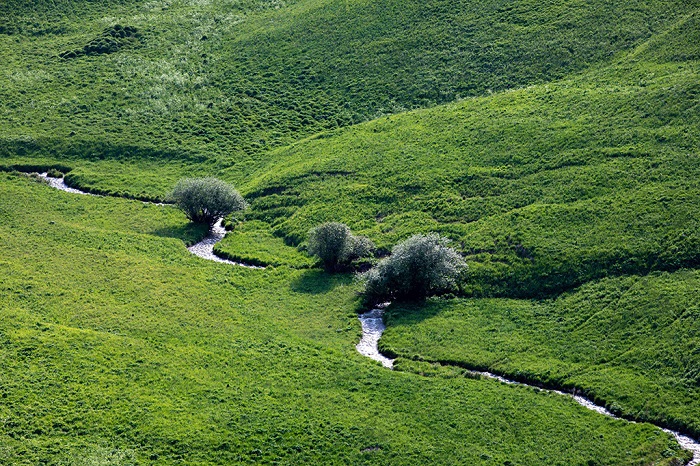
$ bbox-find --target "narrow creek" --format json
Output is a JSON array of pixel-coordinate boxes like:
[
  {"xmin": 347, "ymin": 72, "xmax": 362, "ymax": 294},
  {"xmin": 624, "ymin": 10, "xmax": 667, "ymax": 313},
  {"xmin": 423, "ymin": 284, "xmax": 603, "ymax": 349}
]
[
  {"xmin": 187, "ymin": 219, "xmax": 264, "ymax": 269},
  {"xmin": 358, "ymin": 307, "xmax": 700, "ymax": 465},
  {"xmin": 39, "ymin": 173, "xmax": 91, "ymax": 195},
  {"xmin": 37, "ymin": 172, "xmax": 700, "ymax": 464},
  {"xmin": 356, "ymin": 307, "xmax": 394, "ymax": 368},
  {"xmin": 38, "ymin": 173, "xmax": 261, "ymax": 267}
]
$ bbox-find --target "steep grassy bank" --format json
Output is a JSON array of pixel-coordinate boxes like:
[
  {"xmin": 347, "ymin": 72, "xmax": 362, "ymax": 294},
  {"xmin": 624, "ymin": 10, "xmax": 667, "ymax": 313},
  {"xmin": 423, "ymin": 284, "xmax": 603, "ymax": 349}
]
[
  {"xmin": 1, "ymin": 174, "xmax": 690, "ymax": 464},
  {"xmin": 5, "ymin": 11, "xmax": 697, "ymax": 297},
  {"xmin": 213, "ymin": 220, "xmax": 315, "ymax": 268},
  {"xmin": 239, "ymin": 12, "xmax": 700, "ymax": 296}
]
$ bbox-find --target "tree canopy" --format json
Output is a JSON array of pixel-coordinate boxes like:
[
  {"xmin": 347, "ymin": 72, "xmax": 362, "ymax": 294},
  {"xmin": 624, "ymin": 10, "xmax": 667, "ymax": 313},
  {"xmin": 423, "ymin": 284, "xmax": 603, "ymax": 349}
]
[
  {"xmin": 169, "ymin": 177, "xmax": 247, "ymax": 229},
  {"xmin": 360, "ymin": 233, "xmax": 466, "ymax": 303}
]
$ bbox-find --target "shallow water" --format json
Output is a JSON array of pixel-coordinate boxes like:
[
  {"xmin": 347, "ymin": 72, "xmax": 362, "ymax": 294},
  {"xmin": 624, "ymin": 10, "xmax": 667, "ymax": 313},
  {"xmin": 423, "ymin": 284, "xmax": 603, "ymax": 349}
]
[
  {"xmin": 39, "ymin": 173, "xmax": 92, "ymax": 195},
  {"xmin": 38, "ymin": 173, "xmax": 263, "ymax": 269},
  {"xmin": 358, "ymin": 307, "xmax": 700, "ymax": 465},
  {"xmin": 187, "ymin": 220, "xmax": 264, "ymax": 269},
  {"xmin": 357, "ymin": 308, "xmax": 394, "ymax": 368}
]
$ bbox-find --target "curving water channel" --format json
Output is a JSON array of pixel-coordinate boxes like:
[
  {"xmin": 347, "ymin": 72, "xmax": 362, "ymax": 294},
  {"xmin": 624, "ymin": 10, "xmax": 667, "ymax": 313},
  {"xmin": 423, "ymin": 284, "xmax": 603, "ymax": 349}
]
[
  {"xmin": 356, "ymin": 307, "xmax": 394, "ymax": 368},
  {"xmin": 39, "ymin": 173, "xmax": 92, "ymax": 195},
  {"xmin": 37, "ymin": 172, "xmax": 700, "ymax": 464},
  {"xmin": 38, "ymin": 173, "xmax": 262, "ymax": 268},
  {"xmin": 187, "ymin": 219, "xmax": 264, "ymax": 269},
  {"xmin": 358, "ymin": 307, "xmax": 700, "ymax": 465}
]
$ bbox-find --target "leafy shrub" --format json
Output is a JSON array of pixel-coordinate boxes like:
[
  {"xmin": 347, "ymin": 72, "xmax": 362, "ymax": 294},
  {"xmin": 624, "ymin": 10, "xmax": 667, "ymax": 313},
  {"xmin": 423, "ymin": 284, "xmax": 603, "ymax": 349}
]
[
  {"xmin": 359, "ymin": 233, "xmax": 466, "ymax": 304},
  {"xmin": 347, "ymin": 235, "xmax": 375, "ymax": 261},
  {"xmin": 169, "ymin": 177, "xmax": 247, "ymax": 229},
  {"xmin": 307, "ymin": 222, "xmax": 374, "ymax": 271}
]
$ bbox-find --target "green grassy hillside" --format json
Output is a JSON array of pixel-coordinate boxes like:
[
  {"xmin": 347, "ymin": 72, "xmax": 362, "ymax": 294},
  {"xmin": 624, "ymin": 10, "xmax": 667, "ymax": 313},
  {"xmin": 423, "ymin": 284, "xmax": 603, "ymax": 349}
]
[
  {"xmin": 0, "ymin": 0, "xmax": 694, "ymax": 171},
  {"xmin": 1, "ymin": 0, "xmax": 699, "ymax": 463},
  {"xmin": 2, "ymin": 9, "xmax": 696, "ymax": 297},
  {"xmin": 2, "ymin": 173, "xmax": 690, "ymax": 464},
  {"xmin": 239, "ymin": 11, "xmax": 700, "ymax": 297},
  {"xmin": 7, "ymin": 9, "xmax": 694, "ymax": 298},
  {"xmin": 381, "ymin": 270, "xmax": 700, "ymax": 437}
]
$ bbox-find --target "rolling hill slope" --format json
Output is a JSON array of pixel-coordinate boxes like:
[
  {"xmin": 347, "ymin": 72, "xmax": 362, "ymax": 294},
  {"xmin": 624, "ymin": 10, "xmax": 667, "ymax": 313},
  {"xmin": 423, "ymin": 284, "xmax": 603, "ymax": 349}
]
[
  {"xmin": 239, "ymin": 10, "xmax": 700, "ymax": 297},
  {"xmin": 1, "ymin": 0, "xmax": 699, "ymax": 463},
  {"xmin": 0, "ymin": 0, "xmax": 695, "ymax": 169},
  {"xmin": 1, "ymin": 172, "xmax": 690, "ymax": 464}
]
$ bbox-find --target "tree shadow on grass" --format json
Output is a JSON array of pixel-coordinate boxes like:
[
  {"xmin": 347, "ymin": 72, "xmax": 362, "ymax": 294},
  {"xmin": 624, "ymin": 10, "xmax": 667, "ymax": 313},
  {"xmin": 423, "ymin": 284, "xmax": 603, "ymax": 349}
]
[
  {"xmin": 290, "ymin": 269, "xmax": 353, "ymax": 295},
  {"xmin": 384, "ymin": 300, "xmax": 451, "ymax": 327},
  {"xmin": 150, "ymin": 223, "xmax": 208, "ymax": 246}
]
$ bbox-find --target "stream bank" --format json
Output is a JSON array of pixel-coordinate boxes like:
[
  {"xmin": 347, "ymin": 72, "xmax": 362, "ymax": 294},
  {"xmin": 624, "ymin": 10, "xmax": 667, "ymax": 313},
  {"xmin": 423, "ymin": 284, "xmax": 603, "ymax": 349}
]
[
  {"xmin": 358, "ymin": 307, "xmax": 700, "ymax": 465},
  {"xmin": 37, "ymin": 171, "xmax": 700, "ymax": 465}
]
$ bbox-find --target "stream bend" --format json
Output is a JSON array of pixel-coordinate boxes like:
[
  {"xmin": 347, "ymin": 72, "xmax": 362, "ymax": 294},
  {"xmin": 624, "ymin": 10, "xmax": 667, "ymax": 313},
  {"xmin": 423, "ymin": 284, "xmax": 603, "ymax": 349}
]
[
  {"xmin": 38, "ymin": 173, "xmax": 262, "ymax": 268},
  {"xmin": 359, "ymin": 307, "xmax": 700, "ymax": 465},
  {"xmin": 37, "ymin": 172, "xmax": 700, "ymax": 464},
  {"xmin": 187, "ymin": 219, "xmax": 264, "ymax": 269}
]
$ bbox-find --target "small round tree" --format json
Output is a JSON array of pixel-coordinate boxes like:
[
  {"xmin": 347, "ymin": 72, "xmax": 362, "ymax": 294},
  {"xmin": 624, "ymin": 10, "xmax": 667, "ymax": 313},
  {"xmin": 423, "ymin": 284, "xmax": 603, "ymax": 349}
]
[
  {"xmin": 307, "ymin": 222, "xmax": 374, "ymax": 272},
  {"xmin": 359, "ymin": 233, "xmax": 466, "ymax": 303},
  {"xmin": 169, "ymin": 177, "xmax": 247, "ymax": 229}
]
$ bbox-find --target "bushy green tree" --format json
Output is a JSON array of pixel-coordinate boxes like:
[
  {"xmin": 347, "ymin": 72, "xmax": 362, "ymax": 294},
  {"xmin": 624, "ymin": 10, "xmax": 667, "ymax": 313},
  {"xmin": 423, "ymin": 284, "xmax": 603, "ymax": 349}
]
[
  {"xmin": 169, "ymin": 177, "xmax": 247, "ymax": 229},
  {"xmin": 307, "ymin": 222, "xmax": 374, "ymax": 272},
  {"xmin": 359, "ymin": 233, "xmax": 466, "ymax": 303}
]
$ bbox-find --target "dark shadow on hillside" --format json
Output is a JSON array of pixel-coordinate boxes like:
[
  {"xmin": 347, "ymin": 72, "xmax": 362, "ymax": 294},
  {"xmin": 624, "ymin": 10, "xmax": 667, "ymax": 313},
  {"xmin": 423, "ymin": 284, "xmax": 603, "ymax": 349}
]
[
  {"xmin": 383, "ymin": 300, "xmax": 448, "ymax": 328},
  {"xmin": 290, "ymin": 269, "xmax": 352, "ymax": 295},
  {"xmin": 150, "ymin": 223, "xmax": 209, "ymax": 246},
  {"xmin": 0, "ymin": 136, "xmax": 204, "ymax": 163}
]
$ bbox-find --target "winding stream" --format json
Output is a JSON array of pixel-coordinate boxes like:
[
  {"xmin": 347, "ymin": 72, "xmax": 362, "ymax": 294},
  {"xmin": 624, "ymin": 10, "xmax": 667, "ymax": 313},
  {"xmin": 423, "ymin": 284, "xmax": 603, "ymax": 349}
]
[
  {"xmin": 187, "ymin": 219, "xmax": 264, "ymax": 269},
  {"xmin": 356, "ymin": 307, "xmax": 394, "ymax": 368},
  {"xmin": 37, "ymin": 172, "xmax": 700, "ymax": 464},
  {"xmin": 358, "ymin": 308, "xmax": 700, "ymax": 465},
  {"xmin": 39, "ymin": 173, "xmax": 92, "ymax": 195},
  {"xmin": 38, "ymin": 173, "xmax": 262, "ymax": 267}
]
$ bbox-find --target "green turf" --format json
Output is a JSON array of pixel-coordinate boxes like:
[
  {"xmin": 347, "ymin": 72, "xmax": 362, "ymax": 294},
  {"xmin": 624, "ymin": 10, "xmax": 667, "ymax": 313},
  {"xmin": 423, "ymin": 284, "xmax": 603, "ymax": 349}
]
[
  {"xmin": 237, "ymin": 13, "xmax": 700, "ymax": 296},
  {"xmin": 214, "ymin": 220, "xmax": 316, "ymax": 268},
  {"xmin": 0, "ymin": 0, "xmax": 694, "ymax": 171},
  {"xmin": 380, "ymin": 270, "xmax": 700, "ymax": 438},
  {"xmin": 3, "ymin": 173, "xmax": 691, "ymax": 464},
  {"xmin": 1, "ymin": 0, "xmax": 699, "ymax": 462},
  {"xmin": 5, "ymin": 13, "xmax": 697, "ymax": 297}
]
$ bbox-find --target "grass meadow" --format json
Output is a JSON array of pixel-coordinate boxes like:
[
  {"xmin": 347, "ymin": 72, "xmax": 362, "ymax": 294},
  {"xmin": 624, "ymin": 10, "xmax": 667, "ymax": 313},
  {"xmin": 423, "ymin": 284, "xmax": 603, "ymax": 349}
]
[
  {"xmin": 381, "ymin": 270, "xmax": 700, "ymax": 438},
  {"xmin": 1, "ymin": 173, "xmax": 691, "ymax": 464},
  {"xmin": 0, "ymin": 0, "xmax": 699, "ymax": 463}
]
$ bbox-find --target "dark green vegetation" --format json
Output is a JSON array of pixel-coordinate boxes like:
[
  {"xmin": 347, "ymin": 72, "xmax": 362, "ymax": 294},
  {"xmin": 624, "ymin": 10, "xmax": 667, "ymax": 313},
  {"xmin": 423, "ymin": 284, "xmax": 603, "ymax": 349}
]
[
  {"xmin": 170, "ymin": 177, "xmax": 247, "ymax": 229},
  {"xmin": 244, "ymin": 18, "xmax": 700, "ymax": 297},
  {"xmin": 308, "ymin": 222, "xmax": 374, "ymax": 272},
  {"xmin": 59, "ymin": 24, "xmax": 141, "ymax": 60},
  {"xmin": 2, "ymin": 173, "xmax": 689, "ymax": 464},
  {"xmin": 1, "ymin": 0, "xmax": 699, "ymax": 462},
  {"xmin": 361, "ymin": 233, "xmax": 466, "ymax": 304},
  {"xmin": 0, "ymin": 0, "xmax": 694, "ymax": 172}
]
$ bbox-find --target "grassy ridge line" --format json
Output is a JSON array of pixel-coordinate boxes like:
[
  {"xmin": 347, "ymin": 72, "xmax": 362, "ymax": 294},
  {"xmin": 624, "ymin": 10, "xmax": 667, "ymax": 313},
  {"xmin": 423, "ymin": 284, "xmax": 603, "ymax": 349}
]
[
  {"xmin": 0, "ymin": 0, "xmax": 693, "ymax": 169},
  {"xmin": 1, "ymin": 173, "xmax": 689, "ymax": 464},
  {"xmin": 238, "ymin": 13, "xmax": 700, "ymax": 296},
  {"xmin": 380, "ymin": 270, "xmax": 700, "ymax": 438}
]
